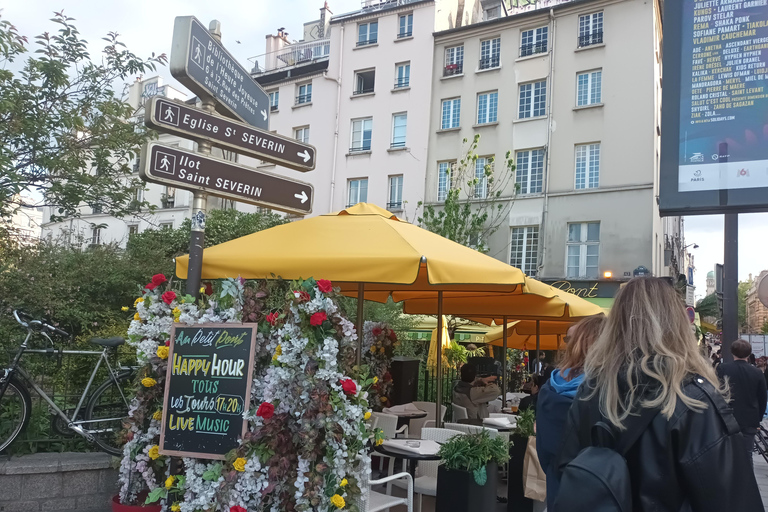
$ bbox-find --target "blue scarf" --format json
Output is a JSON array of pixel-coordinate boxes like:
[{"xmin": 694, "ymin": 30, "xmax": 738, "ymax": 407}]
[{"xmin": 549, "ymin": 368, "xmax": 584, "ymax": 398}]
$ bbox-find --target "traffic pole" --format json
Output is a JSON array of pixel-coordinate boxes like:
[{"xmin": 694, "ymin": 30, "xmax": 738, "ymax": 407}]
[{"xmin": 721, "ymin": 213, "xmax": 738, "ymax": 363}]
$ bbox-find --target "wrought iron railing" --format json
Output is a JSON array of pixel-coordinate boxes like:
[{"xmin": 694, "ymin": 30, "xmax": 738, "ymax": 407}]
[
  {"xmin": 443, "ymin": 63, "xmax": 463, "ymax": 76},
  {"xmin": 520, "ymin": 42, "xmax": 547, "ymax": 57},
  {"xmin": 578, "ymin": 31, "xmax": 603, "ymax": 47},
  {"xmin": 479, "ymin": 56, "xmax": 500, "ymax": 70}
]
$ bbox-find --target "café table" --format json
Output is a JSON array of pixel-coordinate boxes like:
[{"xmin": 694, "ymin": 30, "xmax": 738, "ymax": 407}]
[
  {"xmin": 383, "ymin": 406, "xmax": 428, "ymax": 431},
  {"xmin": 374, "ymin": 439, "xmax": 441, "ymax": 481}
]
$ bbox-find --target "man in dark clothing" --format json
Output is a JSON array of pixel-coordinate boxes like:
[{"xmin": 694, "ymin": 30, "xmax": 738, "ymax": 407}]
[
  {"xmin": 716, "ymin": 339, "xmax": 768, "ymax": 466},
  {"xmin": 518, "ymin": 374, "xmax": 540, "ymax": 412}
]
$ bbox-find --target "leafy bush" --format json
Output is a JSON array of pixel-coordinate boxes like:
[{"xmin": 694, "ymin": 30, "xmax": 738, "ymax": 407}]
[{"xmin": 438, "ymin": 430, "xmax": 510, "ymax": 485}]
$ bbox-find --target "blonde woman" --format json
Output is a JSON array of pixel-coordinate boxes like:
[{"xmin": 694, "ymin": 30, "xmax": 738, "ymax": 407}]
[{"xmin": 556, "ymin": 277, "xmax": 761, "ymax": 511}]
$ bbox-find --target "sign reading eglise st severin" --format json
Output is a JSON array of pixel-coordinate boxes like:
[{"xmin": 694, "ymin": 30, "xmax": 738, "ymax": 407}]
[
  {"xmin": 139, "ymin": 142, "xmax": 313, "ymax": 215},
  {"xmin": 146, "ymin": 97, "xmax": 316, "ymax": 172},
  {"xmin": 170, "ymin": 16, "xmax": 269, "ymax": 130}
]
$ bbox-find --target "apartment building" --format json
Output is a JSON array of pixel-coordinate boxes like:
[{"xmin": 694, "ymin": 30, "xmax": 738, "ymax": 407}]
[{"xmin": 425, "ymin": 0, "xmax": 684, "ymax": 297}]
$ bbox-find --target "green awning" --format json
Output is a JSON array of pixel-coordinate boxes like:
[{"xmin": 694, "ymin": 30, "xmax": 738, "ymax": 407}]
[{"xmin": 585, "ymin": 297, "xmax": 613, "ymax": 310}]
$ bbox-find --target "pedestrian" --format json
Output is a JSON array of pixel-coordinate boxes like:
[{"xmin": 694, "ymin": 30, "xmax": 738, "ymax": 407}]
[
  {"xmin": 758, "ymin": 357, "xmax": 768, "ymax": 391},
  {"xmin": 716, "ymin": 339, "xmax": 768, "ymax": 468},
  {"xmin": 532, "ymin": 351, "xmax": 546, "ymax": 374},
  {"xmin": 536, "ymin": 314, "xmax": 606, "ymax": 510},
  {"xmin": 452, "ymin": 362, "xmax": 501, "ymax": 419},
  {"xmin": 556, "ymin": 277, "xmax": 761, "ymax": 511}
]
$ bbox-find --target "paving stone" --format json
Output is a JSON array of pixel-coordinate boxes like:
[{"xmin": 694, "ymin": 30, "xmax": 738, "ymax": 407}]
[
  {"xmin": 60, "ymin": 470, "xmax": 99, "ymax": 497},
  {"xmin": 41, "ymin": 498, "xmax": 75, "ymax": 511},
  {"xmin": 21, "ymin": 473, "xmax": 61, "ymax": 499}
]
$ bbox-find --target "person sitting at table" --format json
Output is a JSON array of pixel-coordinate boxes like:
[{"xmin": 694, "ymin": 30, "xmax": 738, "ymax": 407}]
[
  {"xmin": 518, "ymin": 374, "xmax": 541, "ymax": 412},
  {"xmin": 453, "ymin": 363, "xmax": 501, "ymax": 419}
]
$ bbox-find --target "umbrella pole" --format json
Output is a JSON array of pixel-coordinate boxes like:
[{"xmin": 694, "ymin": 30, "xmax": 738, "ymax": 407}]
[
  {"xmin": 502, "ymin": 316, "xmax": 508, "ymax": 409},
  {"xmin": 436, "ymin": 291, "xmax": 444, "ymax": 428},
  {"xmin": 535, "ymin": 320, "xmax": 541, "ymax": 374},
  {"xmin": 356, "ymin": 283, "xmax": 365, "ymax": 367}
]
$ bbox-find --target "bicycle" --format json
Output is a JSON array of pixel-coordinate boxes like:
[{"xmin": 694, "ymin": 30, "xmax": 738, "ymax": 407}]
[
  {"xmin": 755, "ymin": 425, "xmax": 768, "ymax": 465},
  {"xmin": 0, "ymin": 310, "xmax": 136, "ymax": 455}
]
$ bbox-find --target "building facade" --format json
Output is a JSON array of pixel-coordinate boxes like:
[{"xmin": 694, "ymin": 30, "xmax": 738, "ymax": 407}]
[
  {"xmin": 3, "ymin": 195, "xmax": 43, "ymax": 243},
  {"xmin": 747, "ymin": 270, "xmax": 768, "ymax": 333},
  {"xmin": 424, "ymin": 0, "xmax": 682, "ymax": 294}
]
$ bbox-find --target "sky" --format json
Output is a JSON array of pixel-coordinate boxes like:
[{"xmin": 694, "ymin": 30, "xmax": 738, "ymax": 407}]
[{"xmin": 4, "ymin": 1, "xmax": 768, "ymax": 294}]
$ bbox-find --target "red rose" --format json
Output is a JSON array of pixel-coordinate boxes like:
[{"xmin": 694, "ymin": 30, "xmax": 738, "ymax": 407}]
[
  {"xmin": 523, "ymin": 357, "xmax": 529, "ymax": 364},
  {"xmin": 204, "ymin": 282, "xmax": 214, "ymax": 296},
  {"xmin": 340, "ymin": 378, "xmax": 357, "ymax": 396},
  {"xmin": 294, "ymin": 290, "xmax": 311, "ymax": 302},
  {"xmin": 161, "ymin": 291, "xmax": 177, "ymax": 305},
  {"xmin": 231, "ymin": 507, "xmax": 247, "ymax": 512},
  {"xmin": 317, "ymin": 279, "xmax": 333, "ymax": 293},
  {"xmin": 146, "ymin": 282, "xmax": 157, "ymax": 291},
  {"xmin": 310, "ymin": 311, "xmax": 327, "ymax": 326},
  {"xmin": 165, "ymin": 340, "xmax": 170, "ymax": 346},
  {"xmin": 516, "ymin": 365, "xmax": 521, "ymax": 371},
  {"xmin": 256, "ymin": 402, "xmax": 274, "ymax": 420},
  {"xmin": 383, "ymin": 372, "xmax": 392, "ymax": 382},
  {"xmin": 152, "ymin": 274, "xmax": 167, "ymax": 286},
  {"xmin": 266, "ymin": 312, "xmax": 279, "ymax": 326},
  {"xmin": 372, "ymin": 327, "xmax": 382, "ymax": 337},
  {"xmin": 389, "ymin": 330, "xmax": 398, "ymax": 341}
]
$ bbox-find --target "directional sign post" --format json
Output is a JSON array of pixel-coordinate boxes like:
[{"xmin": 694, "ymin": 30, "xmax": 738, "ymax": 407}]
[
  {"xmin": 171, "ymin": 16, "xmax": 269, "ymax": 130},
  {"xmin": 146, "ymin": 97, "xmax": 316, "ymax": 172},
  {"xmin": 140, "ymin": 143, "xmax": 313, "ymax": 215}
]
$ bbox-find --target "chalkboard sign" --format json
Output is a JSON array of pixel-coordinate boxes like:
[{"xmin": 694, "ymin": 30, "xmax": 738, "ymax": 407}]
[{"xmin": 159, "ymin": 323, "xmax": 257, "ymax": 459}]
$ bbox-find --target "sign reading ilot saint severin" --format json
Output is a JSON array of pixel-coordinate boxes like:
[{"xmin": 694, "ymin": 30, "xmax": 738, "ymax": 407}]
[{"xmin": 159, "ymin": 324, "xmax": 257, "ymax": 460}]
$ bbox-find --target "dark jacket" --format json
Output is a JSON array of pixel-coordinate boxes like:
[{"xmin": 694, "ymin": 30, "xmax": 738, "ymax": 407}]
[
  {"xmin": 716, "ymin": 360, "xmax": 767, "ymax": 434},
  {"xmin": 556, "ymin": 376, "xmax": 762, "ymax": 512},
  {"xmin": 518, "ymin": 392, "xmax": 538, "ymax": 412}
]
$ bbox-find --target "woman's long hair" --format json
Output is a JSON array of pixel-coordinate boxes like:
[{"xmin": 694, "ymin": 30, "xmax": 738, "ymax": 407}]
[
  {"xmin": 558, "ymin": 315, "xmax": 606, "ymax": 381},
  {"xmin": 583, "ymin": 277, "xmax": 721, "ymax": 429}
]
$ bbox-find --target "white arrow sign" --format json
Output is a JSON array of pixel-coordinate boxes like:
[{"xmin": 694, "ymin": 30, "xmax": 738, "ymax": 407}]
[
  {"xmin": 294, "ymin": 191, "xmax": 309, "ymax": 203},
  {"xmin": 261, "ymin": 110, "xmax": 267, "ymax": 121},
  {"xmin": 297, "ymin": 150, "xmax": 311, "ymax": 163}
]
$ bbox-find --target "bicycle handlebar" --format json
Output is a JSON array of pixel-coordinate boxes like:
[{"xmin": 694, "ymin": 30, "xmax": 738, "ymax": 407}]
[{"xmin": 13, "ymin": 309, "xmax": 70, "ymax": 338}]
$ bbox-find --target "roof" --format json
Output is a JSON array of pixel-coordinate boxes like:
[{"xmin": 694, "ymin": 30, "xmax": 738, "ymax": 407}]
[
  {"xmin": 330, "ymin": 0, "xmax": 433, "ymax": 25},
  {"xmin": 254, "ymin": 60, "xmax": 329, "ymax": 87},
  {"xmin": 707, "ymin": 271, "xmax": 715, "ymax": 278}
]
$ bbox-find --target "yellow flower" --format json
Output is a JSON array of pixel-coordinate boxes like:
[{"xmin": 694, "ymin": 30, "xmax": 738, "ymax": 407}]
[
  {"xmin": 121, "ymin": 306, "xmax": 129, "ymax": 312},
  {"xmin": 141, "ymin": 377, "xmax": 157, "ymax": 388},
  {"xmin": 233, "ymin": 457, "xmax": 247, "ymax": 472},
  {"xmin": 372, "ymin": 376, "xmax": 378, "ymax": 384},
  {"xmin": 147, "ymin": 445, "xmax": 160, "ymax": 460},
  {"xmin": 379, "ymin": 396, "xmax": 387, "ymax": 402},
  {"xmin": 156, "ymin": 346, "xmax": 169, "ymax": 359},
  {"xmin": 379, "ymin": 346, "xmax": 386, "ymax": 354},
  {"xmin": 340, "ymin": 478, "xmax": 348, "ymax": 488},
  {"xmin": 134, "ymin": 297, "xmax": 144, "ymax": 306},
  {"xmin": 275, "ymin": 344, "xmax": 282, "ymax": 356},
  {"xmin": 165, "ymin": 476, "xmax": 175, "ymax": 489},
  {"xmin": 376, "ymin": 438, "xmax": 384, "ymax": 446},
  {"xmin": 330, "ymin": 494, "xmax": 346, "ymax": 509},
  {"xmin": 364, "ymin": 411, "xmax": 371, "ymax": 420},
  {"xmin": 199, "ymin": 286, "xmax": 206, "ymax": 294},
  {"xmin": 370, "ymin": 346, "xmax": 376, "ymax": 353},
  {"xmin": 172, "ymin": 307, "xmax": 181, "ymax": 316},
  {"xmin": 171, "ymin": 504, "xmax": 181, "ymax": 512},
  {"xmin": 134, "ymin": 312, "xmax": 141, "ymax": 321},
  {"xmin": 524, "ymin": 351, "xmax": 529, "ymax": 356},
  {"xmin": 153, "ymin": 410, "xmax": 163, "ymax": 421}
]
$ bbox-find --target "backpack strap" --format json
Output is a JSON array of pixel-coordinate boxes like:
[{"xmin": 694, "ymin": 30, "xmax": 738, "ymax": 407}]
[{"xmin": 689, "ymin": 374, "xmax": 741, "ymax": 436}]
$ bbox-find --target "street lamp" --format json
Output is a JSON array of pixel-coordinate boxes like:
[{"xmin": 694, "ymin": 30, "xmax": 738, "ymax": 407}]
[{"xmin": 684, "ymin": 243, "xmax": 699, "ymax": 249}]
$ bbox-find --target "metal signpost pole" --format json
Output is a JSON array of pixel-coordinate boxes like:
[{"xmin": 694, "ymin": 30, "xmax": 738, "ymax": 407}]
[{"xmin": 722, "ymin": 213, "xmax": 738, "ymax": 363}]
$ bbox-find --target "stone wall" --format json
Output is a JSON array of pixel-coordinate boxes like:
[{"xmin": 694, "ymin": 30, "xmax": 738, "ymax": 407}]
[{"xmin": 0, "ymin": 452, "xmax": 117, "ymax": 512}]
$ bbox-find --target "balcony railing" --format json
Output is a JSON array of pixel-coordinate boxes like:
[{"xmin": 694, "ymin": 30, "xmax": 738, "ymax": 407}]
[
  {"xmin": 397, "ymin": 30, "xmax": 413, "ymax": 38},
  {"xmin": 270, "ymin": 105, "xmax": 279, "ymax": 112},
  {"xmin": 349, "ymin": 144, "xmax": 372, "ymax": 153},
  {"xmin": 443, "ymin": 62, "xmax": 463, "ymax": 76},
  {"xmin": 356, "ymin": 38, "xmax": 378, "ymax": 47},
  {"xmin": 479, "ymin": 55, "xmax": 500, "ymax": 70},
  {"xmin": 390, "ymin": 141, "xmax": 406, "ymax": 149},
  {"xmin": 520, "ymin": 42, "xmax": 547, "ymax": 57},
  {"xmin": 295, "ymin": 94, "xmax": 312, "ymax": 105},
  {"xmin": 250, "ymin": 38, "xmax": 330, "ymax": 74},
  {"xmin": 578, "ymin": 31, "xmax": 603, "ymax": 47},
  {"xmin": 394, "ymin": 78, "xmax": 410, "ymax": 88},
  {"xmin": 387, "ymin": 201, "xmax": 403, "ymax": 210},
  {"xmin": 353, "ymin": 87, "xmax": 375, "ymax": 95}
]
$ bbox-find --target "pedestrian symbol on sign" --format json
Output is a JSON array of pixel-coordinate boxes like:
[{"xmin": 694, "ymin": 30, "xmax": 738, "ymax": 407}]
[
  {"xmin": 161, "ymin": 103, "xmax": 180, "ymax": 127},
  {"xmin": 154, "ymin": 151, "xmax": 176, "ymax": 175},
  {"xmin": 191, "ymin": 36, "xmax": 205, "ymax": 70}
]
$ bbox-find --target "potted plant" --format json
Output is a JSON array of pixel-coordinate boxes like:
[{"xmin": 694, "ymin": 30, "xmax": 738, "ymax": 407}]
[
  {"xmin": 436, "ymin": 430, "xmax": 510, "ymax": 512},
  {"xmin": 508, "ymin": 408, "xmax": 536, "ymax": 512}
]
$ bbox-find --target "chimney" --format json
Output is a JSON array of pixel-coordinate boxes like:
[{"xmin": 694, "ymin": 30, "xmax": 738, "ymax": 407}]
[{"xmin": 319, "ymin": 2, "xmax": 332, "ymax": 38}]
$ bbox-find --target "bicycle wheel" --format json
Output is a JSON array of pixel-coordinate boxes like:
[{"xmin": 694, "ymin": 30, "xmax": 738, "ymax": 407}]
[
  {"xmin": 84, "ymin": 370, "xmax": 134, "ymax": 456},
  {"xmin": 0, "ymin": 375, "xmax": 32, "ymax": 453},
  {"xmin": 756, "ymin": 429, "xmax": 768, "ymax": 465}
]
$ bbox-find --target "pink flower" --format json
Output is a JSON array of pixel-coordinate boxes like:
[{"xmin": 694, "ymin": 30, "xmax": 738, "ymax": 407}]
[
  {"xmin": 317, "ymin": 279, "xmax": 333, "ymax": 294},
  {"xmin": 310, "ymin": 312, "xmax": 327, "ymax": 326},
  {"xmin": 151, "ymin": 274, "xmax": 167, "ymax": 286},
  {"xmin": 266, "ymin": 312, "xmax": 279, "ymax": 326},
  {"xmin": 340, "ymin": 378, "xmax": 357, "ymax": 396},
  {"xmin": 161, "ymin": 291, "xmax": 177, "ymax": 305}
]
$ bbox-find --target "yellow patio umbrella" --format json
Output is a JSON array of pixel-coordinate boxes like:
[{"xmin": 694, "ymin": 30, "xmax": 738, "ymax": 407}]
[
  {"xmin": 484, "ymin": 320, "xmax": 570, "ymax": 350},
  {"xmin": 426, "ymin": 316, "xmax": 451, "ymax": 370}
]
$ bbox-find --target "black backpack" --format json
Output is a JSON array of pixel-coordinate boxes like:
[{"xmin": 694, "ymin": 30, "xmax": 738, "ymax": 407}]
[{"xmin": 552, "ymin": 405, "xmax": 658, "ymax": 512}]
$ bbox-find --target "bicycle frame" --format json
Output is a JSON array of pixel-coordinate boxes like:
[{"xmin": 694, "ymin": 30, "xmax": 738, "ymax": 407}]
[{"xmin": 2, "ymin": 328, "xmax": 130, "ymax": 440}]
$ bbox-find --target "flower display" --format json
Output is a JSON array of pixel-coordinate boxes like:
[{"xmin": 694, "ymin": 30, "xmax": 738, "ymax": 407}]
[
  {"xmin": 362, "ymin": 321, "xmax": 397, "ymax": 410},
  {"xmin": 152, "ymin": 274, "xmax": 167, "ymax": 286},
  {"xmin": 161, "ymin": 291, "xmax": 177, "ymax": 305},
  {"xmin": 317, "ymin": 279, "xmax": 333, "ymax": 293},
  {"xmin": 256, "ymin": 402, "xmax": 274, "ymax": 419}
]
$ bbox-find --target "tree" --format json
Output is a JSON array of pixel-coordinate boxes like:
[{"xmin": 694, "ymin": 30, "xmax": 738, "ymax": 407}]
[
  {"xmin": 416, "ymin": 134, "xmax": 517, "ymax": 253},
  {"xmin": 0, "ymin": 12, "xmax": 166, "ymax": 221},
  {"xmin": 761, "ymin": 320, "xmax": 768, "ymax": 335},
  {"xmin": 696, "ymin": 293, "xmax": 719, "ymax": 319}
]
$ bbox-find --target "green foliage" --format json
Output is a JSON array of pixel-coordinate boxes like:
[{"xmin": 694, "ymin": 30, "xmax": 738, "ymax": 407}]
[
  {"xmin": 0, "ymin": 11, "xmax": 167, "ymax": 220},
  {"xmin": 696, "ymin": 293, "xmax": 719, "ymax": 319},
  {"xmin": 438, "ymin": 430, "xmax": 510, "ymax": 484},
  {"xmin": 761, "ymin": 320, "xmax": 768, "ymax": 335},
  {"xmin": 337, "ymin": 297, "xmax": 418, "ymax": 343},
  {"xmin": 696, "ymin": 280, "xmax": 751, "ymax": 331},
  {"xmin": 443, "ymin": 340, "xmax": 468, "ymax": 370},
  {"xmin": 515, "ymin": 408, "xmax": 536, "ymax": 438},
  {"xmin": 415, "ymin": 134, "xmax": 517, "ymax": 253}
]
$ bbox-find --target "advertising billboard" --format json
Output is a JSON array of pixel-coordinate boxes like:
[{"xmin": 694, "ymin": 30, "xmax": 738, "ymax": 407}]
[{"xmin": 659, "ymin": 0, "xmax": 768, "ymax": 216}]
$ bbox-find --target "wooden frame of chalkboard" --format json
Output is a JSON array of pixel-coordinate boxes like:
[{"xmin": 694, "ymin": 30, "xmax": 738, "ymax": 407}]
[{"xmin": 159, "ymin": 323, "xmax": 257, "ymax": 460}]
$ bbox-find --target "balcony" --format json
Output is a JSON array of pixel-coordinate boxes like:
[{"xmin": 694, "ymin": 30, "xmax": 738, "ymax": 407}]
[
  {"xmin": 356, "ymin": 38, "xmax": 378, "ymax": 47},
  {"xmin": 519, "ymin": 42, "xmax": 547, "ymax": 57},
  {"xmin": 353, "ymin": 87, "xmax": 374, "ymax": 95},
  {"xmin": 397, "ymin": 30, "xmax": 412, "ymax": 39},
  {"xmin": 394, "ymin": 78, "xmax": 410, "ymax": 88},
  {"xmin": 443, "ymin": 63, "xmax": 463, "ymax": 77},
  {"xmin": 295, "ymin": 94, "xmax": 312, "ymax": 105},
  {"xmin": 349, "ymin": 144, "xmax": 372, "ymax": 153},
  {"xmin": 479, "ymin": 55, "xmax": 500, "ymax": 70},
  {"xmin": 250, "ymin": 38, "xmax": 330, "ymax": 74},
  {"xmin": 390, "ymin": 141, "xmax": 406, "ymax": 149},
  {"xmin": 578, "ymin": 31, "xmax": 603, "ymax": 48}
]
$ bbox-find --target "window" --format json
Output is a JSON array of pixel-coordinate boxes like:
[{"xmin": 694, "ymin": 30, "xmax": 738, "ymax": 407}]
[
  {"xmin": 567, "ymin": 222, "xmax": 600, "ymax": 278},
  {"xmin": 354, "ymin": 69, "xmax": 375, "ymax": 95},
  {"xmin": 484, "ymin": 5, "xmax": 501, "ymax": 21},
  {"xmin": 516, "ymin": 149, "xmax": 545, "ymax": 194},
  {"xmin": 388, "ymin": 175, "xmax": 404, "ymax": 209},
  {"xmin": 520, "ymin": 26, "xmax": 548, "ymax": 56},
  {"xmin": 518, "ymin": 80, "xmax": 547, "ymax": 118},
  {"xmin": 161, "ymin": 186, "xmax": 175, "ymax": 208},
  {"xmin": 578, "ymin": 12, "xmax": 604, "ymax": 47},
  {"xmin": 294, "ymin": 126, "xmax": 310, "ymax": 143},
  {"xmin": 296, "ymin": 83, "xmax": 312, "ymax": 105},
  {"xmin": 350, "ymin": 118, "xmax": 373, "ymax": 152},
  {"xmin": 398, "ymin": 14, "xmax": 413, "ymax": 38},
  {"xmin": 577, "ymin": 70, "xmax": 602, "ymax": 106},
  {"xmin": 437, "ymin": 161, "xmax": 456, "ymax": 202},
  {"xmin": 395, "ymin": 62, "xmax": 410, "ymax": 88},
  {"xmin": 391, "ymin": 113, "xmax": 407, "ymax": 148},
  {"xmin": 90, "ymin": 227, "xmax": 101, "ymax": 246},
  {"xmin": 269, "ymin": 91, "xmax": 279, "ymax": 111},
  {"xmin": 444, "ymin": 45, "xmax": 464, "ymax": 76},
  {"xmin": 160, "ymin": 222, "xmax": 174, "ymax": 230},
  {"xmin": 92, "ymin": 202, "xmax": 103, "ymax": 214},
  {"xmin": 441, "ymin": 98, "xmax": 461, "ymax": 129},
  {"xmin": 474, "ymin": 157, "xmax": 493, "ymax": 199},
  {"xmin": 132, "ymin": 186, "xmax": 143, "ymax": 204},
  {"xmin": 477, "ymin": 91, "xmax": 498, "ymax": 124},
  {"xmin": 510, "ymin": 227, "xmax": 539, "ymax": 276},
  {"xmin": 348, "ymin": 178, "xmax": 368, "ymax": 206},
  {"xmin": 358, "ymin": 21, "xmax": 378, "ymax": 46},
  {"xmin": 128, "ymin": 225, "xmax": 139, "ymax": 236},
  {"xmin": 479, "ymin": 38, "xmax": 500, "ymax": 70},
  {"xmin": 575, "ymin": 143, "xmax": 600, "ymax": 189}
]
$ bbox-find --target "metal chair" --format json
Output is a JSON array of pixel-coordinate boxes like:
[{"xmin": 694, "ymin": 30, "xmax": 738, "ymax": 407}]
[
  {"xmin": 451, "ymin": 403, "xmax": 468, "ymax": 422},
  {"xmin": 408, "ymin": 402, "xmax": 446, "ymax": 439},
  {"xmin": 353, "ymin": 471, "xmax": 414, "ymax": 512},
  {"xmin": 372, "ymin": 412, "xmax": 408, "ymax": 480}
]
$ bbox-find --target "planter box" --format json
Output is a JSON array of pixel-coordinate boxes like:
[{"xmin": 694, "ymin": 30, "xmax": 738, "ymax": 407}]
[
  {"xmin": 436, "ymin": 462, "xmax": 498, "ymax": 512},
  {"xmin": 508, "ymin": 434, "xmax": 533, "ymax": 512}
]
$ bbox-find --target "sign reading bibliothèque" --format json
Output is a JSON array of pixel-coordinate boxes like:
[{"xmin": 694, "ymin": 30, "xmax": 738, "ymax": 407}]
[{"xmin": 159, "ymin": 324, "xmax": 257, "ymax": 459}]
